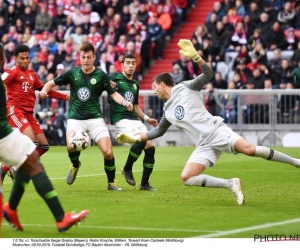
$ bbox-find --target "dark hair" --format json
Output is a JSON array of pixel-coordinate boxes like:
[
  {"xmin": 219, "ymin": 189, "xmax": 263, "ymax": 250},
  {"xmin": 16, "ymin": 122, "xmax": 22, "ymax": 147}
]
[
  {"xmin": 153, "ymin": 72, "xmax": 175, "ymax": 87},
  {"xmin": 122, "ymin": 54, "xmax": 136, "ymax": 63},
  {"xmin": 79, "ymin": 43, "xmax": 95, "ymax": 54},
  {"xmin": 14, "ymin": 44, "xmax": 30, "ymax": 56}
]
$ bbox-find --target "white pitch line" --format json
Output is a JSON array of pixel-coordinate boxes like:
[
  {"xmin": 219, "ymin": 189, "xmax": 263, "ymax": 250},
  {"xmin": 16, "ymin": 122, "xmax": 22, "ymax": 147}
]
[
  {"xmin": 2, "ymin": 223, "xmax": 217, "ymax": 233},
  {"xmin": 196, "ymin": 218, "xmax": 300, "ymax": 238}
]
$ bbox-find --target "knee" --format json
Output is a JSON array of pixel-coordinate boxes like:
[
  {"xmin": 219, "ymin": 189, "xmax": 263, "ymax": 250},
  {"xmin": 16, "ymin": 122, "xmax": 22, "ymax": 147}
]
[
  {"xmin": 103, "ymin": 151, "xmax": 113, "ymax": 159},
  {"xmin": 245, "ymin": 145, "xmax": 256, "ymax": 156},
  {"xmin": 181, "ymin": 172, "xmax": 192, "ymax": 183}
]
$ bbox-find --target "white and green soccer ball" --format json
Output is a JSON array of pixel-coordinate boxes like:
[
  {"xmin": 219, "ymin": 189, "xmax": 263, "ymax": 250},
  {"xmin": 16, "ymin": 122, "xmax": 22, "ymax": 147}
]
[{"xmin": 69, "ymin": 130, "xmax": 90, "ymax": 151}]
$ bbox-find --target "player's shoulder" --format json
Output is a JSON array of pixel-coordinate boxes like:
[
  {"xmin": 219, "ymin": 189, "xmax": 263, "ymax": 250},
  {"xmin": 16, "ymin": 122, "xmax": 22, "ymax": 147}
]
[{"xmin": 108, "ymin": 72, "xmax": 119, "ymax": 80}]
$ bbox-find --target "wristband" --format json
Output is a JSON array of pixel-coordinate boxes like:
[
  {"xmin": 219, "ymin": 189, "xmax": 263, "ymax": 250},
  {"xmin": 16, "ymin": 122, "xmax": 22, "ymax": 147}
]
[
  {"xmin": 121, "ymin": 100, "xmax": 127, "ymax": 106},
  {"xmin": 192, "ymin": 54, "xmax": 201, "ymax": 63},
  {"xmin": 143, "ymin": 115, "xmax": 149, "ymax": 122}
]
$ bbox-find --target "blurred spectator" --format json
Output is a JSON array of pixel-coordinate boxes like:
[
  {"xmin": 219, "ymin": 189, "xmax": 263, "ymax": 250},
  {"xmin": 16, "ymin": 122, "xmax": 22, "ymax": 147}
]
[
  {"xmin": 92, "ymin": 0, "xmax": 107, "ymax": 17},
  {"xmin": 211, "ymin": 21, "xmax": 231, "ymax": 61},
  {"xmin": 170, "ymin": 63, "xmax": 184, "ymax": 84},
  {"xmin": 55, "ymin": 42, "xmax": 67, "ymax": 65},
  {"xmin": 126, "ymin": 41, "xmax": 142, "ymax": 75},
  {"xmin": 264, "ymin": 78, "xmax": 274, "ymax": 89},
  {"xmin": 235, "ymin": 0, "xmax": 246, "ymax": 18},
  {"xmin": 229, "ymin": 21, "xmax": 247, "ymax": 52},
  {"xmin": 291, "ymin": 61, "xmax": 300, "ymax": 89},
  {"xmin": 148, "ymin": 95, "xmax": 164, "ymax": 120},
  {"xmin": 61, "ymin": 53, "xmax": 76, "ymax": 71},
  {"xmin": 205, "ymin": 12, "xmax": 218, "ymax": 33},
  {"xmin": 88, "ymin": 25, "xmax": 102, "ymax": 49},
  {"xmin": 20, "ymin": 6, "xmax": 35, "ymax": 30},
  {"xmin": 127, "ymin": 13, "xmax": 143, "ymax": 33},
  {"xmin": 263, "ymin": 21, "xmax": 288, "ymax": 50},
  {"xmin": 212, "ymin": 72, "xmax": 228, "ymax": 89},
  {"xmin": 137, "ymin": 3, "xmax": 150, "ymax": 25},
  {"xmin": 277, "ymin": 1, "xmax": 296, "ymax": 30},
  {"xmin": 233, "ymin": 44, "xmax": 251, "ymax": 68},
  {"xmin": 256, "ymin": 12, "xmax": 273, "ymax": 36},
  {"xmin": 15, "ymin": 18, "xmax": 24, "ymax": 34},
  {"xmin": 277, "ymin": 82, "xmax": 299, "ymax": 123},
  {"xmin": 264, "ymin": 1, "xmax": 279, "ymax": 24},
  {"xmin": 106, "ymin": 43, "xmax": 118, "ymax": 64},
  {"xmin": 232, "ymin": 71, "xmax": 246, "ymax": 89},
  {"xmin": 206, "ymin": 1, "xmax": 226, "ymax": 22},
  {"xmin": 246, "ymin": 55, "xmax": 261, "ymax": 72},
  {"xmin": 247, "ymin": 2, "xmax": 261, "ymax": 27},
  {"xmin": 121, "ymin": 5, "xmax": 132, "ymax": 24},
  {"xmin": 98, "ymin": 18, "xmax": 109, "ymax": 37},
  {"xmin": 4, "ymin": 42, "xmax": 16, "ymax": 69},
  {"xmin": 23, "ymin": 26, "xmax": 35, "ymax": 48},
  {"xmin": 204, "ymin": 82, "xmax": 220, "ymax": 116},
  {"xmin": 152, "ymin": 4, "xmax": 173, "ymax": 35},
  {"xmin": 114, "ymin": 54, "xmax": 124, "ymax": 73},
  {"xmin": 221, "ymin": 15, "xmax": 234, "ymax": 34},
  {"xmin": 31, "ymin": 51, "xmax": 42, "ymax": 72},
  {"xmin": 285, "ymin": 27, "xmax": 299, "ymax": 50},
  {"xmin": 147, "ymin": 15, "xmax": 165, "ymax": 59},
  {"xmin": 5, "ymin": 5, "xmax": 17, "ymax": 28},
  {"xmin": 243, "ymin": 14, "xmax": 256, "ymax": 38},
  {"xmin": 219, "ymin": 81, "xmax": 238, "ymax": 123},
  {"xmin": 109, "ymin": 64, "xmax": 117, "ymax": 74},
  {"xmin": 7, "ymin": 25, "xmax": 18, "ymax": 44},
  {"xmin": 35, "ymin": 4, "xmax": 52, "ymax": 34},
  {"xmin": 247, "ymin": 28, "xmax": 265, "ymax": 51},
  {"xmin": 129, "ymin": 0, "xmax": 140, "ymax": 15},
  {"xmin": 51, "ymin": 6, "xmax": 67, "ymax": 31},
  {"xmin": 251, "ymin": 68, "xmax": 265, "ymax": 89},
  {"xmin": 46, "ymin": 53, "xmax": 56, "ymax": 74},
  {"xmin": 164, "ymin": 0, "xmax": 180, "ymax": 26},
  {"xmin": 115, "ymin": 34, "xmax": 127, "ymax": 54},
  {"xmin": 275, "ymin": 59, "xmax": 292, "ymax": 87},
  {"xmin": 97, "ymin": 52, "xmax": 112, "ymax": 74},
  {"xmin": 192, "ymin": 24, "xmax": 210, "ymax": 46},
  {"xmin": 56, "ymin": 64, "xmax": 65, "ymax": 77},
  {"xmin": 0, "ymin": 16, "xmax": 8, "ymax": 40},
  {"xmin": 108, "ymin": 0, "xmax": 123, "ymax": 14},
  {"xmin": 228, "ymin": 7, "xmax": 243, "ymax": 27},
  {"xmin": 37, "ymin": 64, "xmax": 48, "ymax": 83}
]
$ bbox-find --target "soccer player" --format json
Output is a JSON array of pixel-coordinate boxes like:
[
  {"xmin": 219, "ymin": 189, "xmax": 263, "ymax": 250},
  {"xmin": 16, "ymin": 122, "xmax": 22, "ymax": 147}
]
[
  {"xmin": 116, "ymin": 39, "xmax": 300, "ymax": 205},
  {"xmin": 109, "ymin": 54, "xmax": 158, "ymax": 190},
  {"xmin": 0, "ymin": 42, "xmax": 88, "ymax": 233},
  {"xmin": 0, "ymin": 44, "xmax": 70, "ymax": 182},
  {"xmin": 40, "ymin": 43, "xmax": 133, "ymax": 191}
]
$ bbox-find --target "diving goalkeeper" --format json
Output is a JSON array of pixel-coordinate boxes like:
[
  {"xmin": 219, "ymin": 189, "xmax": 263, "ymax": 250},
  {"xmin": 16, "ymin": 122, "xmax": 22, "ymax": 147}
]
[{"xmin": 115, "ymin": 39, "xmax": 300, "ymax": 205}]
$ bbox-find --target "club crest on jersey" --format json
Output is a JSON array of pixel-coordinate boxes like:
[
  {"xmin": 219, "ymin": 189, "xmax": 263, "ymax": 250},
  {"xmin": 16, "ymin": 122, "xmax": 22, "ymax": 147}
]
[
  {"xmin": 22, "ymin": 82, "xmax": 31, "ymax": 92},
  {"xmin": 175, "ymin": 105, "xmax": 185, "ymax": 120},
  {"xmin": 29, "ymin": 75, "xmax": 33, "ymax": 80},
  {"xmin": 133, "ymin": 84, "xmax": 137, "ymax": 89},
  {"xmin": 90, "ymin": 78, "xmax": 96, "ymax": 84},
  {"xmin": 124, "ymin": 91, "xmax": 134, "ymax": 103},
  {"xmin": 77, "ymin": 87, "xmax": 91, "ymax": 101},
  {"xmin": 22, "ymin": 118, "xmax": 28, "ymax": 123}
]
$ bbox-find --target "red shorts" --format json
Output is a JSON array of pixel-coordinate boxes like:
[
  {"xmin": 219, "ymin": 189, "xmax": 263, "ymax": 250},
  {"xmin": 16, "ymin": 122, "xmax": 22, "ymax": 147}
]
[{"xmin": 7, "ymin": 107, "xmax": 44, "ymax": 134}]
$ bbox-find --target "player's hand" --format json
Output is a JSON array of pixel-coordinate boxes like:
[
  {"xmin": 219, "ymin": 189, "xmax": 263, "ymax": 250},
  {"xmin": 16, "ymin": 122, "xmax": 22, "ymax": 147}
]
[
  {"xmin": 177, "ymin": 39, "xmax": 202, "ymax": 63},
  {"xmin": 110, "ymin": 80, "xmax": 117, "ymax": 88},
  {"xmin": 39, "ymin": 90, "xmax": 49, "ymax": 99},
  {"xmin": 115, "ymin": 132, "xmax": 141, "ymax": 144},
  {"xmin": 123, "ymin": 101, "xmax": 133, "ymax": 111},
  {"xmin": 66, "ymin": 95, "xmax": 70, "ymax": 102},
  {"xmin": 148, "ymin": 117, "xmax": 158, "ymax": 127}
]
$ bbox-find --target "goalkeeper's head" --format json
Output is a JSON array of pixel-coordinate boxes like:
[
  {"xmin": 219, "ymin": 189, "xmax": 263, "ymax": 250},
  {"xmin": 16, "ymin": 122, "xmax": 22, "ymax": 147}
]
[{"xmin": 152, "ymin": 72, "xmax": 175, "ymax": 100}]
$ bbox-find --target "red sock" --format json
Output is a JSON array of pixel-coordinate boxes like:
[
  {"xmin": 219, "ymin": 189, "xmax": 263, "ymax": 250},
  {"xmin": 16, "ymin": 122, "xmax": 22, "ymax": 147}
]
[
  {"xmin": 1, "ymin": 165, "xmax": 10, "ymax": 173},
  {"xmin": 36, "ymin": 144, "xmax": 49, "ymax": 157}
]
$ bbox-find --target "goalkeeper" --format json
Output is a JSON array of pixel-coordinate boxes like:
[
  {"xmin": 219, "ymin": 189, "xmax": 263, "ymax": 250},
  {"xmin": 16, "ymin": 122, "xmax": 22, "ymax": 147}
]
[{"xmin": 116, "ymin": 39, "xmax": 300, "ymax": 205}]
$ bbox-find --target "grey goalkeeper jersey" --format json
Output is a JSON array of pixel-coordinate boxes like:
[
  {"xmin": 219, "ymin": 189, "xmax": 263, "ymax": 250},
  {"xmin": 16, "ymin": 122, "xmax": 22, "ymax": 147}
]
[{"xmin": 146, "ymin": 63, "xmax": 223, "ymax": 146}]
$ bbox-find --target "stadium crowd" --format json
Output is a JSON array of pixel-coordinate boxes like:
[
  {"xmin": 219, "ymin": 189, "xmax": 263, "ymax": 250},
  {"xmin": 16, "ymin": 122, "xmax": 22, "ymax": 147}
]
[
  {"xmin": 171, "ymin": 0, "xmax": 300, "ymax": 124},
  {"xmin": 0, "ymin": 0, "xmax": 194, "ymax": 144}
]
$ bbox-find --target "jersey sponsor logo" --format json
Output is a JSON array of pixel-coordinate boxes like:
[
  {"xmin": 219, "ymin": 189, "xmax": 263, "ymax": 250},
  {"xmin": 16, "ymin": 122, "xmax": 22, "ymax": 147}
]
[
  {"xmin": 22, "ymin": 82, "xmax": 31, "ymax": 92},
  {"xmin": 124, "ymin": 91, "xmax": 134, "ymax": 103},
  {"xmin": 175, "ymin": 105, "xmax": 185, "ymax": 120},
  {"xmin": 1, "ymin": 72, "xmax": 9, "ymax": 80},
  {"xmin": 90, "ymin": 78, "xmax": 96, "ymax": 84},
  {"xmin": 77, "ymin": 87, "xmax": 91, "ymax": 101},
  {"xmin": 20, "ymin": 76, "xmax": 24, "ymax": 79},
  {"xmin": 74, "ymin": 77, "xmax": 80, "ymax": 81}
]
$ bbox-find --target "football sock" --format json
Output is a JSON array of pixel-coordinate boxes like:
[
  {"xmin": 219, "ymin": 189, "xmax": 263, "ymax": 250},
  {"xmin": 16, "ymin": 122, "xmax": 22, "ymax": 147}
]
[
  {"xmin": 104, "ymin": 157, "xmax": 116, "ymax": 183},
  {"xmin": 31, "ymin": 172, "xmax": 64, "ymax": 222},
  {"xmin": 183, "ymin": 174, "xmax": 232, "ymax": 188},
  {"xmin": 0, "ymin": 164, "xmax": 10, "ymax": 181},
  {"xmin": 124, "ymin": 141, "xmax": 147, "ymax": 171},
  {"xmin": 1, "ymin": 164, "xmax": 10, "ymax": 173},
  {"xmin": 255, "ymin": 146, "xmax": 299, "ymax": 166},
  {"xmin": 68, "ymin": 150, "xmax": 81, "ymax": 168},
  {"xmin": 9, "ymin": 168, "xmax": 31, "ymax": 210},
  {"xmin": 141, "ymin": 146, "xmax": 155, "ymax": 185},
  {"xmin": 36, "ymin": 144, "xmax": 50, "ymax": 156}
]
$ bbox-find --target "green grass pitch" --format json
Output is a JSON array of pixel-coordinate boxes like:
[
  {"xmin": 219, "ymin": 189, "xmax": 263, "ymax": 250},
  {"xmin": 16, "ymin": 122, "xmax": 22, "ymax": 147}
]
[{"xmin": 2, "ymin": 146, "xmax": 300, "ymax": 238}]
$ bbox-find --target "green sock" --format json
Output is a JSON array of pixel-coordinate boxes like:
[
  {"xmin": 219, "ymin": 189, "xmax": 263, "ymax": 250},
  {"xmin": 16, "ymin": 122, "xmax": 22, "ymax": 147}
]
[
  {"xmin": 104, "ymin": 157, "xmax": 116, "ymax": 183},
  {"xmin": 68, "ymin": 150, "xmax": 81, "ymax": 168},
  {"xmin": 9, "ymin": 168, "xmax": 31, "ymax": 210},
  {"xmin": 141, "ymin": 146, "xmax": 155, "ymax": 185},
  {"xmin": 32, "ymin": 172, "xmax": 64, "ymax": 222},
  {"xmin": 124, "ymin": 141, "xmax": 147, "ymax": 171}
]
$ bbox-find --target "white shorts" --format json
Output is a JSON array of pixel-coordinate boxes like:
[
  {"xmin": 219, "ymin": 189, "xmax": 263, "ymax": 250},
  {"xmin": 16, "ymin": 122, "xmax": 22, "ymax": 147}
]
[
  {"xmin": 187, "ymin": 123, "xmax": 241, "ymax": 167},
  {"xmin": 0, "ymin": 129, "xmax": 36, "ymax": 168},
  {"xmin": 67, "ymin": 118, "xmax": 110, "ymax": 143},
  {"xmin": 114, "ymin": 119, "xmax": 148, "ymax": 135}
]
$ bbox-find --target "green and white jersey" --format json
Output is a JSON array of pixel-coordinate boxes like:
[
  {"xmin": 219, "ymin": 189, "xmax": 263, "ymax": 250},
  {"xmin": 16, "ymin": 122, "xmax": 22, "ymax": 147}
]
[
  {"xmin": 54, "ymin": 67, "xmax": 115, "ymax": 120},
  {"xmin": 0, "ymin": 78, "xmax": 13, "ymax": 139},
  {"xmin": 108, "ymin": 73, "xmax": 139, "ymax": 124}
]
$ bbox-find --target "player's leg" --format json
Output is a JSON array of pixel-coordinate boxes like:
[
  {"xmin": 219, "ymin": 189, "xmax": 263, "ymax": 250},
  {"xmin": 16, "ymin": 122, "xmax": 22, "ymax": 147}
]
[
  {"xmin": 181, "ymin": 146, "xmax": 244, "ymax": 205},
  {"xmin": 65, "ymin": 119, "xmax": 85, "ymax": 185},
  {"xmin": 140, "ymin": 140, "xmax": 156, "ymax": 191},
  {"xmin": 30, "ymin": 115, "xmax": 50, "ymax": 156},
  {"xmin": 91, "ymin": 118, "xmax": 121, "ymax": 190},
  {"xmin": 234, "ymin": 138, "xmax": 300, "ymax": 167}
]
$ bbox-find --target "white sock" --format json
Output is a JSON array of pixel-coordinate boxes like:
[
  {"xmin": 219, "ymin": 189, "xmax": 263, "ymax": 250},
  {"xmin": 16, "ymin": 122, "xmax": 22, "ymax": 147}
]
[
  {"xmin": 183, "ymin": 174, "xmax": 232, "ymax": 189},
  {"xmin": 255, "ymin": 146, "xmax": 300, "ymax": 167}
]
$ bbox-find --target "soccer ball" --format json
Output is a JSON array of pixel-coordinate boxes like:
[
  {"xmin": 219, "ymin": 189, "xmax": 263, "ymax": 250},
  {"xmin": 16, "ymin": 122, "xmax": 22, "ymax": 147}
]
[{"xmin": 69, "ymin": 130, "xmax": 90, "ymax": 151}]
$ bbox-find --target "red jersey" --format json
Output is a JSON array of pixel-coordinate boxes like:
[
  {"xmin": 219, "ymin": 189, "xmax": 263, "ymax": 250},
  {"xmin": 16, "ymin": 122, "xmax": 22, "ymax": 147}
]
[{"xmin": 2, "ymin": 65, "xmax": 44, "ymax": 113}]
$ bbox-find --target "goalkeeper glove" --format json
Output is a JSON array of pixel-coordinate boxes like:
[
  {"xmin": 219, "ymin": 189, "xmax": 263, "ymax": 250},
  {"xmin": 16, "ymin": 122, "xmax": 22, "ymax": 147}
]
[
  {"xmin": 115, "ymin": 132, "xmax": 141, "ymax": 144},
  {"xmin": 177, "ymin": 39, "xmax": 202, "ymax": 63}
]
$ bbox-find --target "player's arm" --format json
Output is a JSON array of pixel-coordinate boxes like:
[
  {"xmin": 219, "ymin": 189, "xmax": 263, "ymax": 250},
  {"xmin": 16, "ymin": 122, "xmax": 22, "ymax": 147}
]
[
  {"xmin": 116, "ymin": 114, "xmax": 171, "ymax": 144},
  {"xmin": 177, "ymin": 39, "xmax": 214, "ymax": 91},
  {"xmin": 39, "ymin": 80, "xmax": 56, "ymax": 98},
  {"xmin": 134, "ymin": 104, "xmax": 158, "ymax": 127},
  {"xmin": 110, "ymin": 92, "xmax": 133, "ymax": 111}
]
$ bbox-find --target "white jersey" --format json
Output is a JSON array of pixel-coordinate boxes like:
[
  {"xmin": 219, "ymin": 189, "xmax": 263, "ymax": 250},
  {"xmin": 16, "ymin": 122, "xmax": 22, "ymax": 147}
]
[{"xmin": 163, "ymin": 84, "xmax": 223, "ymax": 146}]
